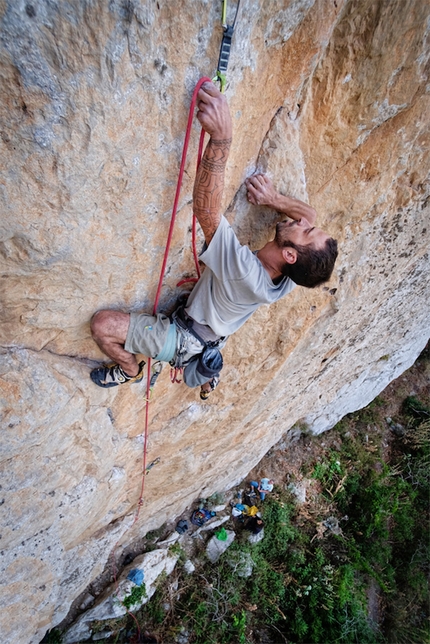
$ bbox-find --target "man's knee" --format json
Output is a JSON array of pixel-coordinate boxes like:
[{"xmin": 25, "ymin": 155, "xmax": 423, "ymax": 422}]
[
  {"xmin": 91, "ymin": 310, "xmax": 130, "ymax": 343},
  {"xmin": 91, "ymin": 310, "xmax": 110, "ymax": 341}
]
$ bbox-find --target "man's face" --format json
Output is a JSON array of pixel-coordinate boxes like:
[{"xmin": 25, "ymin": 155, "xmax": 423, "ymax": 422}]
[{"xmin": 276, "ymin": 218, "xmax": 329, "ymax": 249}]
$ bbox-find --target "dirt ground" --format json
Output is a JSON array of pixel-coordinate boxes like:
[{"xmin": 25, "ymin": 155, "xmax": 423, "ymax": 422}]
[{"xmin": 248, "ymin": 344, "xmax": 430, "ymax": 492}]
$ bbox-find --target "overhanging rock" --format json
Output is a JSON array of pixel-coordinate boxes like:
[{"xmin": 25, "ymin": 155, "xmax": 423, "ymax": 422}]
[{"xmin": 1, "ymin": 0, "xmax": 429, "ymax": 641}]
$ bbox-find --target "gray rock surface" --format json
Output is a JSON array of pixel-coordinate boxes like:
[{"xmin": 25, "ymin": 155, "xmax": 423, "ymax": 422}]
[
  {"xmin": 183, "ymin": 560, "xmax": 196, "ymax": 575},
  {"xmin": 64, "ymin": 549, "xmax": 178, "ymax": 643},
  {"xmin": 206, "ymin": 531, "xmax": 236, "ymax": 563},
  {"xmin": 248, "ymin": 529, "xmax": 265, "ymax": 545}
]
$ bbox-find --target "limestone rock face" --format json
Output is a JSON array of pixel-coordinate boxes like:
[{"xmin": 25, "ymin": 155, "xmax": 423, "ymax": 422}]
[
  {"xmin": 206, "ymin": 530, "xmax": 236, "ymax": 564},
  {"xmin": 63, "ymin": 548, "xmax": 179, "ymax": 643},
  {"xmin": 0, "ymin": 1, "xmax": 429, "ymax": 642}
]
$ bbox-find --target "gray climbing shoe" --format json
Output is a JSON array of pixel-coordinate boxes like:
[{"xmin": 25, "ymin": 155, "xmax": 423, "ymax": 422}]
[{"xmin": 90, "ymin": 361, "xmax": 146, "ymax": 388}]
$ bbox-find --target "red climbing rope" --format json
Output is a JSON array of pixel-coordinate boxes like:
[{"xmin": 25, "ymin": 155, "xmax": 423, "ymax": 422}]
[
  {"xmin": 109, "ymin": 80, "xmax": 212, "ymax": 632},
  {"xmin": 152, "ymin": 76, "xmax": 211, "ymax": 313},
  {"xmin": 133, "ymin": 77, "xmax": 212, "ymax": 521}
]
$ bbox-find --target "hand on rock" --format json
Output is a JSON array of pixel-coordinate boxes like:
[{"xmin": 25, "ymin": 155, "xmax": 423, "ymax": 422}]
[{"xmin": 245, "ymin": 174, "xmax": 277, "ymax": 207}]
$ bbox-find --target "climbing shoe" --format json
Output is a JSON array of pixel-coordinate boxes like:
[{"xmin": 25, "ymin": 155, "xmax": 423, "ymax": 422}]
[
  {"xmin": 90, "ymin": 360, "xmax": 146, "ymax": 388},
  {"xmin": 199, "ymin": 376, "xmax": 220, "ymax": 401}
]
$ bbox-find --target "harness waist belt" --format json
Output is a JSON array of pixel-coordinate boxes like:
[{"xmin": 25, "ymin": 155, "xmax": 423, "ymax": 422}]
[{"xmin": 176, "ymin": 307, "xmax": 224, "ymax": 346}]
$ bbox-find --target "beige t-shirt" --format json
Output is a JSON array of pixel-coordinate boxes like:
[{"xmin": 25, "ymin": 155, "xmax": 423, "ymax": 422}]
[{"xmin": 185, "ymin": 216, "xmax": 295, "ymax": 337}]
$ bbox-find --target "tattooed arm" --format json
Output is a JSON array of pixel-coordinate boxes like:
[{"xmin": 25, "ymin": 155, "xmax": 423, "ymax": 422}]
[
  {"xmin": 193, "ymin": 137, "xmax": 231, "ymax": 244},
  {"xmin": 194, "ymin": 83, "xmax": 232, "ymax": 245}
]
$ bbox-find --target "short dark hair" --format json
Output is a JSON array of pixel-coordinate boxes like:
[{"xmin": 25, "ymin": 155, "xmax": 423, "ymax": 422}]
[{"xmin": 282, "ymin": 238, "xmax": 338, "ymax": 288}]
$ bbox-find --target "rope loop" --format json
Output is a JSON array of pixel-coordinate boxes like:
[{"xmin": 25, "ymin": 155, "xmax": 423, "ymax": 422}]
[{"xmin": 152, "ymin": 76, "xmax": 212, "ymax": 317}]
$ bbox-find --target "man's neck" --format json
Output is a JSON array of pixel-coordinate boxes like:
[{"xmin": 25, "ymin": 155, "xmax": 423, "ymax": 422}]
[{"xmin": 256, "ymin": 241, "xmax": 285, "ymax": 282}]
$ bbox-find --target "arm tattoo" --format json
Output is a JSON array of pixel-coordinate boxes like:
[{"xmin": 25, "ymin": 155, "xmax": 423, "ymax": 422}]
[{"xmin": 193, "ymin": 138, "xmax": 232, "ymax": 243}]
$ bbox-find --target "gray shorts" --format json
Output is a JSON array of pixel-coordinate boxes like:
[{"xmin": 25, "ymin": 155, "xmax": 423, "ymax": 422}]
[{"xmin": 124, "ymin": 312, "xmax": 175, "ymax": 360}]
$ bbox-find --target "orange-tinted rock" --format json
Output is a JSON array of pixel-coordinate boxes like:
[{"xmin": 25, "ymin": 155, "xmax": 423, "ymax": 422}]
[{"xmin": 1, "ymin": 1, "xmax": 429, "ymax": 641}]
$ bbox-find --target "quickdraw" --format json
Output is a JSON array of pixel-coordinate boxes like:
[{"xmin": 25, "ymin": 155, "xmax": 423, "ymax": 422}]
[
  {"xmin": 149, "ymin": 360, "xmax": 163, "ymax": 390},
  {"xmin": 145, "ymin": 457, "xmax": 161, "ymax": 474},
  {"xmin": 214, "ymin": 0, "xmax": 241, "ymax": 92}
]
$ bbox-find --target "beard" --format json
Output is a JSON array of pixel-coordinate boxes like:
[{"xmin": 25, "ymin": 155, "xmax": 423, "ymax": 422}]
[
  {"xmin": 275, "ymin": 220, "xmax": 294, "ymax": 246},
  {"xmin": 275, "ymin": 221, "xmax": 285, "ymax": 246}
]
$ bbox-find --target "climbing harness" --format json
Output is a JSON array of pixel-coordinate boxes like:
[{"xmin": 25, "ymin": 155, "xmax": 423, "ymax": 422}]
[
  {"xmin": 167, "ymin": 306, "xmax": 225, "ymax": 389},
  {"xmin": 214, "ymin": 0, "xmax": 241, "ymax": 92}
]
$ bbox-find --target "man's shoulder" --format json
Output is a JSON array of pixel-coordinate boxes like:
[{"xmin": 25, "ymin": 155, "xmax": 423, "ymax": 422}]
[
  {"xmin": 214, "ymin": 215, "xmax": 239, "ymax": 241},
  {"xmin": 202, "ymin": 216, "xmax": 254, "ymax": 262}
]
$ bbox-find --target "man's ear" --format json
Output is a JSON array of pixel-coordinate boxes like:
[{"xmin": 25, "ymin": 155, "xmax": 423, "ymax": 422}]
[{"xmin": 281, "ymin": 246, "xmax": 297, "ymax": 265}]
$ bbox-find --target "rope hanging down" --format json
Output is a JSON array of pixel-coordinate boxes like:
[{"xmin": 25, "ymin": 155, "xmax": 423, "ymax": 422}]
[
  {"xmin": 135, "ymin": 1, "xmax": 241, "ymax": 520},
  {"xmin": 135, "ymin": 76, "xmax": 212, "ymax": 521},
  {"xmin": 109, "ymin": 8, "xmax": 241, "ymax": 636}
]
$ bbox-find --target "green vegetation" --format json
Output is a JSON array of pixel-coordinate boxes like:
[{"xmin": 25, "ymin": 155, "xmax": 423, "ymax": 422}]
[
  {"xmin": 55, "ymin": 349, "xmax": 429, "ymax": 644},
  {"xmin": 169, "ymin": 542, "xmax": 187, "ymax": 562},
  {"xmin": 41, "ymin": 629, "xmax": 62, "ymax": 644},
  {"xmin": 134, "ymin": 389, "xmax": 428, "ymax": 644},
  {"xmin": 121, "ymin": 583, "xmax": 147, "ymax": 610}
]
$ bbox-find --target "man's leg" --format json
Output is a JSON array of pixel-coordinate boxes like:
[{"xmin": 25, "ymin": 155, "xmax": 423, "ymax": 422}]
[{"xmin": 91, "ymin": 310, "xmax": 139, "ymax": 377}]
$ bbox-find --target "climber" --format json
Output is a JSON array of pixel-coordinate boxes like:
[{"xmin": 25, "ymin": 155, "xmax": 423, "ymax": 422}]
[{"xmin": 90, "ymin": 81, "xmax": 338, "ymax": 398}]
